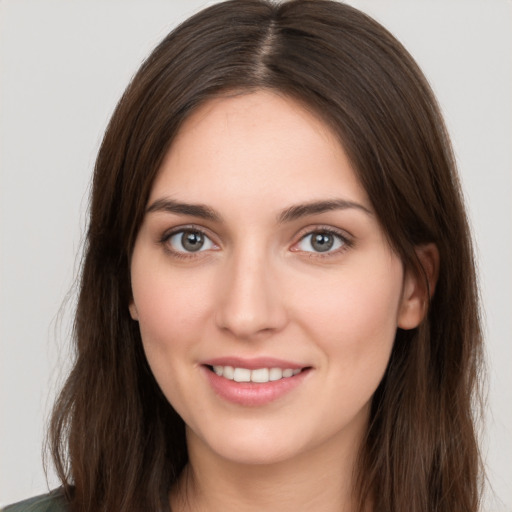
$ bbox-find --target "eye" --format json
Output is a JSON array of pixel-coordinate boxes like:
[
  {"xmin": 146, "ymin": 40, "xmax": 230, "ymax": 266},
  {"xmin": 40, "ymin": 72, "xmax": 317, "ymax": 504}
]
[
  {"xmin": 296, "ymin": 230, "xmax": 347, "ymax": 253},
  {"xmin": 166, "ymin": 229, "xmax": 215, "ymax": 253}
]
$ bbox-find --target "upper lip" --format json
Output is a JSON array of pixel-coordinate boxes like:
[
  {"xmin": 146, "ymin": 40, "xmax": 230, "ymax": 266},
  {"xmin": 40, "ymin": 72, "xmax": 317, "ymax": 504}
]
[{"xmin": 201, "ymin": 357, "xmax": 307, "ymax": 370}]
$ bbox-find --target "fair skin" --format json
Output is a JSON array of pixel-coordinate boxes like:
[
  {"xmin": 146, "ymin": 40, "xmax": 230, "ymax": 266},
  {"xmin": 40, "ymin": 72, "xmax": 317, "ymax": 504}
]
[{"xmin": 129, "ymin": 91, "xmax": 434, "ymax": 512}]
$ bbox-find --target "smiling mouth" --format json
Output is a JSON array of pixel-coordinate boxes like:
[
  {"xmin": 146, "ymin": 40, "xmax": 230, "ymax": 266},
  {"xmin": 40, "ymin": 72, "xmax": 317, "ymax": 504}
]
[{"xmin": 206, "ymin": 365, "xmax": 308, "ymax": 383}]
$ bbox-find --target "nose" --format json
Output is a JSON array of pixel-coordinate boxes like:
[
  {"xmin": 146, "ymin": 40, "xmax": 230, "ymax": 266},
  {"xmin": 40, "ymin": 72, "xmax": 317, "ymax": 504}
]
[{"xmin": 215, "ymin": 248, "xmax": 288, "ymax": 340}]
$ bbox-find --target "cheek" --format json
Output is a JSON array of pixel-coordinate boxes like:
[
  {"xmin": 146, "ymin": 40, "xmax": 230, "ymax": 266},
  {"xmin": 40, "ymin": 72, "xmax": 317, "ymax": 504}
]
[
  {"xmin": 132, "ymin": 263, "xmax": 211, "ymax": 347},
  {"xmin": 295, "ymin": 256, "xmax": 403, "ymax": 373},
  {"xmin": 131, "ymin": 264, "xmax": 214, "ymax": 413}
]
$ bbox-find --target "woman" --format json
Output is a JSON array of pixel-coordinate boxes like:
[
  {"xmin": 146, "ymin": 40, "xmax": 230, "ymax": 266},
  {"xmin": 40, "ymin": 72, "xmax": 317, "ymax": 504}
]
[{"xmin": 4, "ymin": 0, "xmax": 484, "ymax": 511}]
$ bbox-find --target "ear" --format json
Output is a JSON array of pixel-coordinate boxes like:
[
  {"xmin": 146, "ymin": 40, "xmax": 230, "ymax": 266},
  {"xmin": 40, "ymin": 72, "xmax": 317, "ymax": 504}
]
[
  {"xmin": 129, "ymin": 300, "xmax": 139, "ymax": 321},
  {"xmin": 397, "ymin": 243, "xmax": 439, "ymax": 330}
]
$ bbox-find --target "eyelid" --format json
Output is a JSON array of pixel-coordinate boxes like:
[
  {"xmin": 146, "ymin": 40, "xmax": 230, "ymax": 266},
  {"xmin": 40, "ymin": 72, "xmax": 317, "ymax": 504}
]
[
  {"xmin": 159, "ymin": 224, "xmax": 220, "ymax": 257},
  {"xmin": 290, "ymin": 225, "xmax": 354, "ymax": 255},
  {"xmin": 158, "ymin": 223, "xmax": 353, "ymax": 259}
]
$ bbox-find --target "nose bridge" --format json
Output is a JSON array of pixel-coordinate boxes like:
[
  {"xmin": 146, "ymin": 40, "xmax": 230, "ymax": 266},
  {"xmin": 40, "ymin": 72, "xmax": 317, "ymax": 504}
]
[{"xmin": 215, "ymin": 240, "xmax": 286, "ymax": 339}]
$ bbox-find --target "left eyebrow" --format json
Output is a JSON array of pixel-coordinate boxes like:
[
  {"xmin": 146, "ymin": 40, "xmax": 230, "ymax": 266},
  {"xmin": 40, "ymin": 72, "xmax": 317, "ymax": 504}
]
[{"xmin": 278, "ymin": 199, "xmax": 373, "ymax": 223}]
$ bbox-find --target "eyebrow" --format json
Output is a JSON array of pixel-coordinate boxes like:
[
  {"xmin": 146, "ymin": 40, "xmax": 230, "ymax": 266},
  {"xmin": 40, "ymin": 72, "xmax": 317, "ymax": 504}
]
[
  {"xmin": 277, "ymin": 199, "xmax": 373, "ymax": 223},
  {"xmin": 146, "ymin": 198, "xmax": 221, "ymax": 222},
  {"xmin": 146, "ymin": 197, "xmax": 372, "ymax": 223}
]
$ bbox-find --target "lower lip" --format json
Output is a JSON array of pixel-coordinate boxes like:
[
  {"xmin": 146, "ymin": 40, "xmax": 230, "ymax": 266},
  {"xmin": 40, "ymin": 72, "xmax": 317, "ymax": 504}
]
[{"xmin": 202, "ymin": 366, "xmax": 310, "ymax": 406}]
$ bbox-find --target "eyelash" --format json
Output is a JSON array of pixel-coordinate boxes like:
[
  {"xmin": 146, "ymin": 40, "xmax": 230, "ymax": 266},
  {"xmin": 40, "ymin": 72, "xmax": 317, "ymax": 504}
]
[
  {"xmin": 159, "ymin": 225, "xmax": 353, "ymax": 260},
  {"xmin": 159, "ymin": 225, "xmax": 218, "ymax": 260},
  {"xmin": 292, "ymin": 226, "xmax": 353, "ymax": 259}
]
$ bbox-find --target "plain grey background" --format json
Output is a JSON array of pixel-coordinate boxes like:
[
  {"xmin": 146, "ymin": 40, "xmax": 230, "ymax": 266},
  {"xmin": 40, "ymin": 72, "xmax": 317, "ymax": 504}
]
[{"xmin": 1, "ymin": 0, "xmax": 510, "ymax": 509}]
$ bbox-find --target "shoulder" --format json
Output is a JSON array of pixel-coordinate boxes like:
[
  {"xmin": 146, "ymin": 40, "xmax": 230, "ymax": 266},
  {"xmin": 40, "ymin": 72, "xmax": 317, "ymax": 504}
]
[{"xmin": 2, "ymin": 489, "xmax": 70, "ymax": 512}]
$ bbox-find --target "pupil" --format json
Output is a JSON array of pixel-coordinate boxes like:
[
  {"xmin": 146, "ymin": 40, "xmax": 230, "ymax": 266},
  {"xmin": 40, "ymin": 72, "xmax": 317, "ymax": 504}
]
[
  {"xmin": 312, "ymin": 233, "xmax": 333, "ymax": 252},
  {"xmin": 182, "ymin": 231, "xmax": 204, "ymax": 252}
]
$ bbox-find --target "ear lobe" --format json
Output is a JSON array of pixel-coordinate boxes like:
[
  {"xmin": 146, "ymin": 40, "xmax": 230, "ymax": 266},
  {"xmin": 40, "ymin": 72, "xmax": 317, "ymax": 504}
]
[
  {"xmin": 397, "ymin": 243, "xmax": 439, "ymax": 330},
  {"xmin": 129, "ymin": 301, "xmax": 139, "ymax": 321}
]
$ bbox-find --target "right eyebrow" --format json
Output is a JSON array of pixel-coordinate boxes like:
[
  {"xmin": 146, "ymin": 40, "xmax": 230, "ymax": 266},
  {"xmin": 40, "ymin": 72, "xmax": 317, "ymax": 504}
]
[
  {"xmin": 277, "ymin": 199, "xmax": 373, "ymax": 223},
  {"xmin": 146, "ymin": 198, "xmax": 222, "ymax": 222}
]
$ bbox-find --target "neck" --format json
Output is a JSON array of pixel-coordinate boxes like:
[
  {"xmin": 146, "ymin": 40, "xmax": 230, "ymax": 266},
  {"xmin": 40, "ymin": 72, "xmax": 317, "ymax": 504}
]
[{"xmin": 170, "ymin": 426, "xmax": 366, "ymax": 512}]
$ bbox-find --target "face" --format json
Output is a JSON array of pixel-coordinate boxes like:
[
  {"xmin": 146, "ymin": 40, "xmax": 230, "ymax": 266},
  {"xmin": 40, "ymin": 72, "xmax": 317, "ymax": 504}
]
[{"xmin": 129, "ymin": 91, "xmax": 424, "ymax": 466}]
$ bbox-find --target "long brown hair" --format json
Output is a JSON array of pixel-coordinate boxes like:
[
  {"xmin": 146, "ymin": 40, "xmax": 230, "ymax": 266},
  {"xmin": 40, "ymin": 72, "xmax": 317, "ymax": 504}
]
[{"xmin": 48, "ymin": 1, "xmax": 484, "ymax": 511}]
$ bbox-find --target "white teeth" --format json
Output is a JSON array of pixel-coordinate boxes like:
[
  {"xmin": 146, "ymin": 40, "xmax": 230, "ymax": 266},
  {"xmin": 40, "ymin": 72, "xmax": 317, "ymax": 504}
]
[
  {"xmin": 223, "ymin": 366, "xmax": 234, "ymax": 380},
  {"xmin": 251, "ymin": 368, "xmax": 269, "ymax": 383},
  {"xmin": 212, "ymin": 366, "xmax": 302, "ymax": 383},
  {"xmin": 269, "ymin": 368, "xmax": 283, "ymax": 381},
  {"xmin": 233, "ymin": 368, "xmax": 251, "ymax": 382}
]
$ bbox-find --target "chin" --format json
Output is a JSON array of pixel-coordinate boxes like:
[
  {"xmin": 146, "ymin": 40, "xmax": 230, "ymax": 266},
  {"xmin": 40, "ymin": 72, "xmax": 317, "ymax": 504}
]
[
  {"xmin": 217, "ymin": 440, "xmax": 303, "ymax": 466},
  {"xmin": 189, "ymin": 423, "xmax": 312, "ymax": 467}
]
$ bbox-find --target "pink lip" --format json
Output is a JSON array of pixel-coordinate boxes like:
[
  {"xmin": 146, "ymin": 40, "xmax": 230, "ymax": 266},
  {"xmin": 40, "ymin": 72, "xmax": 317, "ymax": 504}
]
[
  {"xmin": 202, "ymin": 356, "xmax": 305, "ymax": 370},
  {"xmin": 200, "ymin": 361, "xmax": 311, "ymax": 407}
]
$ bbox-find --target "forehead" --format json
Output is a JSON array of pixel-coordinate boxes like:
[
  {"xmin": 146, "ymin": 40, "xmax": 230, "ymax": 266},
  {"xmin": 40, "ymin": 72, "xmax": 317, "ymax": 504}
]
[{"xmin": 149, "ymin": 90, "xmax": 370, "ymax": 212}]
